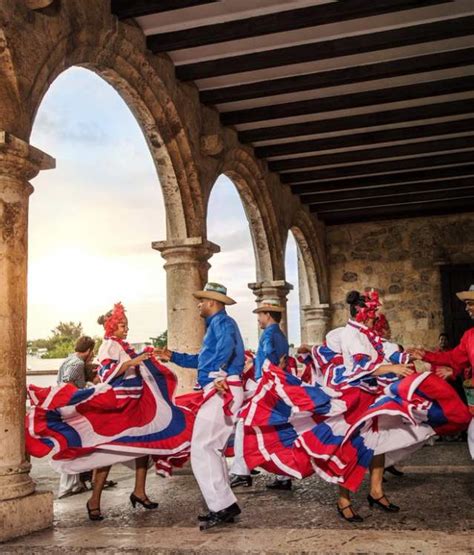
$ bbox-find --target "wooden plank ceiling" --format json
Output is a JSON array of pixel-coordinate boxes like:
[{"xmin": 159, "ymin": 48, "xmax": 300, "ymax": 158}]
[{"xmin": 111, "ymin": 0, "xmax": 474, "ymax": 224}]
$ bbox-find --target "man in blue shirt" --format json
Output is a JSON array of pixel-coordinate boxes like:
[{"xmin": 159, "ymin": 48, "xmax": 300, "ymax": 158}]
[
  {"xmin": 156, "ymin": 283, "xmax": 245, "ymax": 530},
  {"xmin": 230, "ymin": 299, "xmax": 291, "ymax": 490}
]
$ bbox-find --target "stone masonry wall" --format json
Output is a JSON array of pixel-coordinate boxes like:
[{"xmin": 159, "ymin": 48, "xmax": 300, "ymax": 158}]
[{"xmin": 326, "ymin": 213, "xmax": 474, "ymax": 348}]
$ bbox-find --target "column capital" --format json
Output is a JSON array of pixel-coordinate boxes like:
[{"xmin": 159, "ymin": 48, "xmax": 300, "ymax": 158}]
[
  {"xmin": 301, "ymin": 303, "xmax": 331, "ymax": 320},
  {"xmin": 248, "ymin": 280, "xmax": 294, "ymax": 296},
  {"xmin": 0, "ymin": 132, "xmax": 55, "ymax": 182},
  {"xmin": 248, "ymin": 280, "xmax": 293, "ymax": 336},
  {"xmin": 152, "ymin": 236, "xmax": 220, "ymax": 262}
]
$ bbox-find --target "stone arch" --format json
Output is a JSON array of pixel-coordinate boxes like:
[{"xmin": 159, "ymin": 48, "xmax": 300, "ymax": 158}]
[
  {"xmin": 15, "ymin": 23, "xmax": 205, "ymax": 240},
  {"xmin": 206, "ymin": 147, "xmax": 284, "ymax": 282},
  {"xmin": 286, "ymin": 209, "xmax": 330, "ymax": 344},
  {"xmin": 289, "ymin": 210, "xmax": 329, "ymax": 306}
]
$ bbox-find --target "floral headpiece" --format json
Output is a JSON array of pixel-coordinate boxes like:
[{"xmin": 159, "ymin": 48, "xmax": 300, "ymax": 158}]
[
  {"xmin": 355, "ymin": 290, "xmax": 381, "ymax": 323},
  {"xmin": 104, "ymin": 302, "xmax": 126, "ymax": 336}
]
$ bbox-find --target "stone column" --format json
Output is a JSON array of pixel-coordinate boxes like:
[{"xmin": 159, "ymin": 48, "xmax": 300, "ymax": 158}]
[
  {"xmin": 248, "ymin": 280, "xmax": 294, "ymax": 336},
  {"xmin": 152, "ymin": 237, "xmax": 220, "ymax": 392},
  {"xmin": 0, "ymin": 132, "xmax": 55, "ymax": 541},
  {"xmin": 301, "ymin": 304, "xmax": 331, "ymax": 345}
]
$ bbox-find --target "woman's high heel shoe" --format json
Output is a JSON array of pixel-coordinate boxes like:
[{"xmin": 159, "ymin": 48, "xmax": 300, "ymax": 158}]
[
  {"xmin": 337, "ymin": 503, "xmax": 364, "ymax": 523},
  {"xmin": 130, "ymin": 493, "xmax": 158, "ymax": 510},
  {"xmin": 367, "ymin": 494, "xmax": 400, "ymax": 512},
  {"xmin": 86, "ymin": 501, "xmax": 104, "ymax": 521}
]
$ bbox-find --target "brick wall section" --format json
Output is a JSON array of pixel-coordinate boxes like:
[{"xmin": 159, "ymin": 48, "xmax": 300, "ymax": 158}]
[{"xmin": 326, "ymin": 213, "xmax": 474, "ymax": 348}]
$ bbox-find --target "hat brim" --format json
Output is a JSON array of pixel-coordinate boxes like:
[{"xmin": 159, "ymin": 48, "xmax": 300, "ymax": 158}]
[
  {"xmin": 253, "ymin": 305, "xmax": 285, "ymax": 314},
  {"xmin": 193, "ymin": 290, "xmax": 236, "ymax": 305},
  {"xmin": 456, "ymin": 291, "xmax": 474, "ymax": 302}
]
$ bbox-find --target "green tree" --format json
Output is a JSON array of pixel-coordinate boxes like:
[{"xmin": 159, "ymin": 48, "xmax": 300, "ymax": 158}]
[
  {"xmin": 149, "ymin": 330, "xmax": 168, "ymax": 348},
  {"xmin": 29, "ymin": 321, "xmax": 84, "ymax": 359},
  {"xmin": 51, "ymin": 321, "xmax": 83, "ymax": 340}
]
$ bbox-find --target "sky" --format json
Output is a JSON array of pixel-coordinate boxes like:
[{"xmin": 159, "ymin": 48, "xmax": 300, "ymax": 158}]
[{"xmin": 28, "ymin": 67, "xmax": 300, "ymax": 348}]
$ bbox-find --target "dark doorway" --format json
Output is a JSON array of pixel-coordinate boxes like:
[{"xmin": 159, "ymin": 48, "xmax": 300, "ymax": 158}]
[{"xmin": 440, "ymin": 264, "xmax": 474, "ymax": 346}]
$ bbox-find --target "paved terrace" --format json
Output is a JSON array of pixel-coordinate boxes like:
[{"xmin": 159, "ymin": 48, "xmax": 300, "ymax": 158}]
[{"xmin": 3, "ymin": 442, "xmax": 473, "ymax": 554}]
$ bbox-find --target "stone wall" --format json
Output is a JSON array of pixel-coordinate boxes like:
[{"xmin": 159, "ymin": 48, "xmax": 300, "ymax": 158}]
[{"xmin": 326, "ymin": 213, "xmax": 474, "ymax": 348}]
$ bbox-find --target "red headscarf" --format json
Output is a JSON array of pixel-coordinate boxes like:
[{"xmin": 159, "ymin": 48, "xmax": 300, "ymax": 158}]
[{"xmin": 104, "ymin": 302, "xmax": 126, "ymax": 337}]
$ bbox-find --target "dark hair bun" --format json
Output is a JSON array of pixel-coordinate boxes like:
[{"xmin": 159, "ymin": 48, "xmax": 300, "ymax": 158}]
[
  {"xmin": 346, "ymin": 290, "xmax": 361, "ymax": 305},
  {"xmin": 97, "ymin": 309, "xmax": 112, "ymax": 326}
]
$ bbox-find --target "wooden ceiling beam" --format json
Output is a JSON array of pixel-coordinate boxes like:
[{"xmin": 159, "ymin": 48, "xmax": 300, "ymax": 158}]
[
  {"xmin": 255, "ymin": 117, "xmax": 474, "ymax": 158},
  {"xmin": 176, "ymin": 15, "xmax": 474, "ymax": 81},
  {"xmin": 201, "ymin": 47, "xmax": 474, "ymax": 105},
  {"xmin": 292, "ymin": 164, "xmax": 474, "ymax": 195},
  {"xmin": 148, "ymin": 0, "xmax": 449, "ymax": 53},
  {"xmin": 240, "ymin": 99, "xmax": 474, "ymax": 143}
]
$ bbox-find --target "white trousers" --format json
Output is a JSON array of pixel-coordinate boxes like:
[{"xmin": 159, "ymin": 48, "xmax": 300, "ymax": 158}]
[
  {"xmin": 191, "ymin": 383, "xmax": 243, "ymax": 512},
  {"xmin": 58, "ymin": 472, "xmax": 82, "ymax": 498},
  {"xmin": 230, "ymin": 418, "xmax": 249, "ymax": 476}
]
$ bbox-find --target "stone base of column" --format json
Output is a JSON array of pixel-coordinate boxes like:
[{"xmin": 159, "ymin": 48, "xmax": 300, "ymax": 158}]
[{"xmin": 0, "ymin": 491, "xmax": 53, "ymax": 542}]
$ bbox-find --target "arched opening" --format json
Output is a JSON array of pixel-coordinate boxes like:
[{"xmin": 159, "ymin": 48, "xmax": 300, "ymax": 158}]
[
  {"xmin": 206, "ymin": 174, "xmax": 259, "ymax": 349},
  {"xmin": 219, "ymin": 148, "xmax": 283, "ymax": 284},
  {"xmin": 28, "ymin": 67, "xmax": 168, "ymax": 374},
  {"xmin": 285, "ymin": 231, "xmax": 301, "ymax": 348},
  {"xmin": 290, "ymin": 222, "xmax": 330, "ymax": 345}
]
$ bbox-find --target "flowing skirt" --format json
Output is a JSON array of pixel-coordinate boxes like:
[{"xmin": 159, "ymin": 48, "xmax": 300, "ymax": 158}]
[
  {"xmin": 26, "ymin": 358, "xmax": 195, "ymax": 475},
  {"xmin": 241, "ymin": 362, "xmax": 471, "ymax": 492}
]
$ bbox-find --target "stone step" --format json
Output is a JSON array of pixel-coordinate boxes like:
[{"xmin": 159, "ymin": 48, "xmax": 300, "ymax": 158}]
[{"xmin": 3, "ymin": 527, "xmax": 472, "ymax": 554}]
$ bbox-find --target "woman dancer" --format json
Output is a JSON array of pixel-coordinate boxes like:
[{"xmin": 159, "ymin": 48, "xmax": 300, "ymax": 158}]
[
  {"xmin": 241, "ymin": 290, "xmax": 471, "ymax": 522},
  {"xmin": 26, "ymin": 303, "xmax": 194, "ymax": 520}
]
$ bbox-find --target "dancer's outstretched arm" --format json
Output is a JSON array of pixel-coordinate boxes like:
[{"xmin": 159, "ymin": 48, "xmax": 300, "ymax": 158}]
[{"xmin": 408, "ymin": 333, "xmax": 471, "ymax": 377}]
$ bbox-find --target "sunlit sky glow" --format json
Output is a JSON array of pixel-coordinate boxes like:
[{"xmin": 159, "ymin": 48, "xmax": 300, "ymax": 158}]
[{"xmin": 28, "ymin": 67, "xmax": 300, "ymax": 349}]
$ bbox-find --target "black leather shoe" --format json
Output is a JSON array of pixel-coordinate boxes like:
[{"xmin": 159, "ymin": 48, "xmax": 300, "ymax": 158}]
[
  {"xmin": 86, "ymin": 501, "xmax": 104, "ymax": 521},
  {"xmin": 367, "ymin": 494, "xmax": 400, "ymax": 512},
  {"xmin": 197, "ymin": 511, "xmax": 235, "ymax": 523},
  {"xmin": 266, "ymin": 479, "xmax": 292, "ymax": 491},
  {"xmin": 385, "ymin": 465, "xmax": 404, "ymax": 477},
  {"xmin": 130, "ymin": 493, "xmax": 159, "ymax": 510},
  {"xmin": 199, "ymin": 503, "xmax": 241, "ymax": 531},
  {"xmin": 230, "ymin": 474, "xmax": 252, "ymax": 488},
  {"xmin": 250, "ymin": 469, "xmax": 261, "ymax": 476},
  {"xmin": 337, "ymin": 503, "xmax": 363, "ymax": 523}
]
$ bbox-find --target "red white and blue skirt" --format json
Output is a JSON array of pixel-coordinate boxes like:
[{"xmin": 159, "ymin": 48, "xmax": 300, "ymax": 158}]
[
  {"xmin": 241, "ymin": 358, "xmax": 471, "ymax": 492},
  {"xmin": 26, "ymin": 357, "xmax": 195, "ymax": 476}
]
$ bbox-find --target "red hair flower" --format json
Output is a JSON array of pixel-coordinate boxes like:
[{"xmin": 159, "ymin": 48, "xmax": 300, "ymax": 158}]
[
  {"xmin": 104, "ymin": 302, "xmax": 126, "ymax": 337},
  {"xmin": 355, "ymin": 290, "xmax": 381, "ymax": 322}
]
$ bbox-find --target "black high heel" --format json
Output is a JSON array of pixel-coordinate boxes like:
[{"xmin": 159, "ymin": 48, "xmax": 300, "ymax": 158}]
[
  {"xmin": 367, "ymin": 494, "xmax": 400, "ymax": 512},
  {"xmin": 385, "ymin": 465, "xmax": 404, "ymax": 477},
  {"xmin": 86, "ymin": 501, "xmax": 104, "ymax": 521},
  {"xmin": 130, "ymin": 493, "xmax": 158, "ymax": 510},
  {"xmin": 337, "ymin": 503, "xmax": 364, "ymax": 523}
]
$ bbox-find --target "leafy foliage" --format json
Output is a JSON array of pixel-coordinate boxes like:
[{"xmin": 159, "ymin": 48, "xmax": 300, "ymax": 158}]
[
  {"xmin": 28, "ymin": 322, "xmax": 102, "ymax": 359},
  {"xmin": 149, "ymin": 330, "xmax": 168, "ymax": 348}
]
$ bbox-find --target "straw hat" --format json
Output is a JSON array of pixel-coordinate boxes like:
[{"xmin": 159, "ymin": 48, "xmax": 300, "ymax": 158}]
[
  {"xmin": 193, "ymin": 282, "xmax": 236, "ymax": 305},
  {"xmin": 253, "ymin": 298, "xmax": 285, "ymax": 314},
  {"xmin": 456, "ymin": 284, "xmax": 474, "ymax": 302}
]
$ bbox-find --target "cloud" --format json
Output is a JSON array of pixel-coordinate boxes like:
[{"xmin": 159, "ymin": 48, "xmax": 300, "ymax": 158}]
[{"xmin": 33, "ymin": 111, "xmax": 109, "ymax": 145}]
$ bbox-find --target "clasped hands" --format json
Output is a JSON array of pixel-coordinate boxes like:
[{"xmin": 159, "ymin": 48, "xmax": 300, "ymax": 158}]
[{"xmin": 154, "ymin": 346, "xmax": 229, "ymax": 392}]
